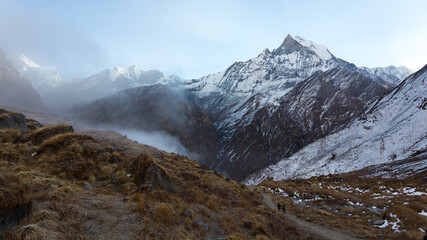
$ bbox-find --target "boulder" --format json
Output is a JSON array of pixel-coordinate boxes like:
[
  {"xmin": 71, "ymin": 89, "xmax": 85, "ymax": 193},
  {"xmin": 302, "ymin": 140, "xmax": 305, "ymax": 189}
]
[
  {"xmin": 130, "ymin": 154, "xmax": 174, "ymax": 192},
  {"xmin": 0, "ymin": 111, "xmax": 28, "ymax": 133},
  {"xmin": 192, "ymin": 220, "xmax": 208, "ymax": 232}
]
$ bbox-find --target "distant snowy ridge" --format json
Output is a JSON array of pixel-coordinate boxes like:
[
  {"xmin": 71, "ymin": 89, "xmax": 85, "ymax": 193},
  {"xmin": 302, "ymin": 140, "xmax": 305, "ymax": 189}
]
[
  {"xmin": 358, "ymin": 65, "xmax": 412, "ymax": 86},
  {"xmin": 8, "ymin": 54, "xmax": 61, "ymax": 95},
  {"xmin": 43, "ymin": 65, "xmax": 182, "ymax": 113},
  {"xmin": 245, "ymin": 65, "xmax": 427, "ymax": 185}
]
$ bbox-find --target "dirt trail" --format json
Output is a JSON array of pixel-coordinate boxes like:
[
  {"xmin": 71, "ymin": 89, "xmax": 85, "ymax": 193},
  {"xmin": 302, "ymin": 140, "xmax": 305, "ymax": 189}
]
[
  {"xmin": 66, "ymin": 193, "xmax": 144, "ymax": 239},
  {"xmin": 260, "ymin": 190, "xmax": 360, "ymax": 240}
]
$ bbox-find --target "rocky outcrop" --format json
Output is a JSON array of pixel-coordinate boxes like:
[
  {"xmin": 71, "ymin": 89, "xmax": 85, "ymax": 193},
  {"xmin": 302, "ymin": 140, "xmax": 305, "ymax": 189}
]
[
  {"xmin": 0, "ymin": 110, "xmax": 29, "ymax": 133},
  {"xmin": 130, "ymin": 154, "xmax": 173, "ymax": 192}
]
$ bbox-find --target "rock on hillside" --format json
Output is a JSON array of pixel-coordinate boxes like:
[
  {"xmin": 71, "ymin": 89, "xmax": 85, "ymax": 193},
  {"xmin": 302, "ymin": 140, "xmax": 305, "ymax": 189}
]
[{"xmin": 0, "ymin": 109, "xmax": 29, "ymax": 133}]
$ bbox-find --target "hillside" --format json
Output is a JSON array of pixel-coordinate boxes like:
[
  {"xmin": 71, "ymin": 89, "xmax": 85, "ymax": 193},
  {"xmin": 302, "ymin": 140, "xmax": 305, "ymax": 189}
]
[
  {"xmin": 246, "ymin": 65, "xmax": 427, "ymax": 185},
  {"xmin": 0, "ymin": 108, "xmax": 338, "ymax": 239},
  {"xmin": 259, "ymin": 175, "xmax": 426, "ymax": 239}
]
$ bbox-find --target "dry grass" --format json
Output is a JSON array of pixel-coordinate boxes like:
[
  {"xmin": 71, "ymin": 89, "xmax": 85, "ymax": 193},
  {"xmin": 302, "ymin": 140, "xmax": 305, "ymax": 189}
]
[
  {"xmin": 0, "ymin": 112, "xmax": 321, "ymax": 239},
  {"xmin": 152, "ymin": 202, "xmax": 178, "ymax": 225},
  {"xmin": 0, "ymin": 112, "xmax": 19, "ymax": 118}
]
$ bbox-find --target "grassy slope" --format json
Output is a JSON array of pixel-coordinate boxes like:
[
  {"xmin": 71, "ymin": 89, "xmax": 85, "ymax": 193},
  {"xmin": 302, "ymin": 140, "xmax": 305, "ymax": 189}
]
[{"xmin": 0, "ymin": 121, "xmax": 317, "ymax": 239}]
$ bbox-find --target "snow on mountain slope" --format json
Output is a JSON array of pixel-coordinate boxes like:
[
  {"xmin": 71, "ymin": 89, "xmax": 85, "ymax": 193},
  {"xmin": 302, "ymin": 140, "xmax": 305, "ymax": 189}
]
[
  {"xmin": 185, "ymin": 34, "xmax": 355, "ymax": 99},
  {"xmin": 213, "ymin": 68, "xmax": 390, "ymax": 180},
  {"xmin": 9, "ymin": 54, "xmax": 61, "ymax": 95},
  {"xmin": 358, "ymin": 65, "xmax": 412, "ymax": 86},
  {"xmin": 245, "ymin": 65, "xmax": 427, "ymax": 185},
  {"xmin": 293, "ymin": 36, "xmax": 333, "ymax": 60}
]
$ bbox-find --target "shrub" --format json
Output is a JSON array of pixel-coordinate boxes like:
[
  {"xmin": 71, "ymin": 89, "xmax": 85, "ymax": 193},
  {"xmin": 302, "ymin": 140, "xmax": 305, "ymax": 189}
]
[
  {"xmin": 136, "ymin": 200, "xmax": 148, "ymax": 214},
  {"xmin": 98, "ymin": 165, "xmax": 112, "ymax": 180},
  {"xmin": 88, "ymin": 175, "xmax": 96, "ymax": 184},
  {"xmin": 68, "ymin": 142, "xmax": 82, "ymax": 154},
  {"xmin": 207, "ymin": 198, "xmax": 219, "ymax": 212},
  {"xmin": 153, "ymin": 203, "xmax": 178, "ymax": 225},
  {"xmin": 0, "ymin": 129, "xmax": 22, "ymax": 143}
]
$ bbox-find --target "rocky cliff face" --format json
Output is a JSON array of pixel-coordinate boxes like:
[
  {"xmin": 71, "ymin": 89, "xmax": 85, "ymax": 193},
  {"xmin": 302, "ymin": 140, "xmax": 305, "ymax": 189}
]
[
  {"xmin": 72, "ymin": 84, "xmax": 220, "ymax": 166},
  {"xmin": 214, "ymin": 68, "xmax": 390, "ymax": 180},
  {"xmin": 0, "ymin": 49, "xmax": 46, "ymax": 112}
]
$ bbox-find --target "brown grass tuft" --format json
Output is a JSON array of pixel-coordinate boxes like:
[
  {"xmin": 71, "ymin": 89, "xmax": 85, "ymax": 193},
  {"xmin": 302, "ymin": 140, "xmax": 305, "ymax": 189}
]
[
  {"xmin": 68, "ymin": 142, "xmax": 83, "ymax": 154},
  {"xmin": 153, "ymin": 202, "xmax": 178, "ymax": 225}
]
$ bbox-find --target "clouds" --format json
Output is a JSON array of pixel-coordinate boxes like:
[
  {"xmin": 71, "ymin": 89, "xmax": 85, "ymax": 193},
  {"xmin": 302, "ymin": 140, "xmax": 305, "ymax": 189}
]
[{"xmin": 0, "ymin": 1, "xmax": 108, "ymax": 80}]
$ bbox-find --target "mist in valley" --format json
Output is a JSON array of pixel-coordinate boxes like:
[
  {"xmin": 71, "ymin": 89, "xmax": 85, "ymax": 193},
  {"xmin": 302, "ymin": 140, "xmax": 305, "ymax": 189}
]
[{"xmin": 113, "ymin": 128, "xmax": 198, "ymax": 160}]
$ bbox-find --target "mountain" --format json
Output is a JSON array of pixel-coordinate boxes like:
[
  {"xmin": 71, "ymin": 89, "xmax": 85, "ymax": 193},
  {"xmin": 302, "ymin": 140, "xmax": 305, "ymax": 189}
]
[
  {"xmin": 182, "ymin": 35, "xmax": 393, "ymax": 180},
  {"xmin": 185, "ymin": 35, "xmax": 357, "ymax": 100},
  {"xmin": 0, "ymin": 49, "xmax": 46, "ymax": 112},
  {"xmin": 43, "ymin": 65, "xmax": 181, "ymax": 113},
  {"xmin": 358, "ymin": 65, "xmax": 412, "ymax": 86},
  {"xmin": 211, "ymin": 68, "xmax": 391, "ymax": 180},
  {"xmin": 72, "ymin": 84, "xmax": 220, "ymax": 165},
  {"xmin": 245, "ymin": 65, "xmax": 427, "ymax": 185},
  {"xmin": 8, "ymin": 54, "xmax": 61, "ymax": 95}
]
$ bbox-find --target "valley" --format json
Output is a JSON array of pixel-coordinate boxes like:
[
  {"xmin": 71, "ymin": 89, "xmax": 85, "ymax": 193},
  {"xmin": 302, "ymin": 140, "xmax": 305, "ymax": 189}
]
[{"xmin": 0, "ymin": 7, "xmax": 425, "ymax": 238}]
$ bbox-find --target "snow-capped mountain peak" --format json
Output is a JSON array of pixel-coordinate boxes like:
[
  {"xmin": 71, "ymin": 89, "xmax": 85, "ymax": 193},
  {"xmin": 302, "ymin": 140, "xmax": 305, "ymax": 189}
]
[
  {"xmin": 8, "ymin": 54, "xmax": 61, "ymax": 95},
  {"xmin": 274, "ymin": 34, "xmax": 333, "ymax": 60},
  {"xmin": 276, "ymin": 34, "xmax": 304, "ymax": 54},
  {"xmin": 19, "ymin": 55, "xmax": 40, "ymax": 69},
  {"xmin": 358, "ymin": 65, "xmax": 412, "ymax": 86},
  {"xmin": 112, "ymin": 65, "xmax": 143, "ymax": 81},
  {"xmin": 293, "ymin": 36, "xmax": 333, "ymax": 60}
]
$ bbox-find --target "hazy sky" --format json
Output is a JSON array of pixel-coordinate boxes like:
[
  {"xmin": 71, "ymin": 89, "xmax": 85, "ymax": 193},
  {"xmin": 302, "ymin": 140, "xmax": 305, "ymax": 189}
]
[{"xmin": 0, "ymin": 0, "xmax": 426, "ymax": 80}]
